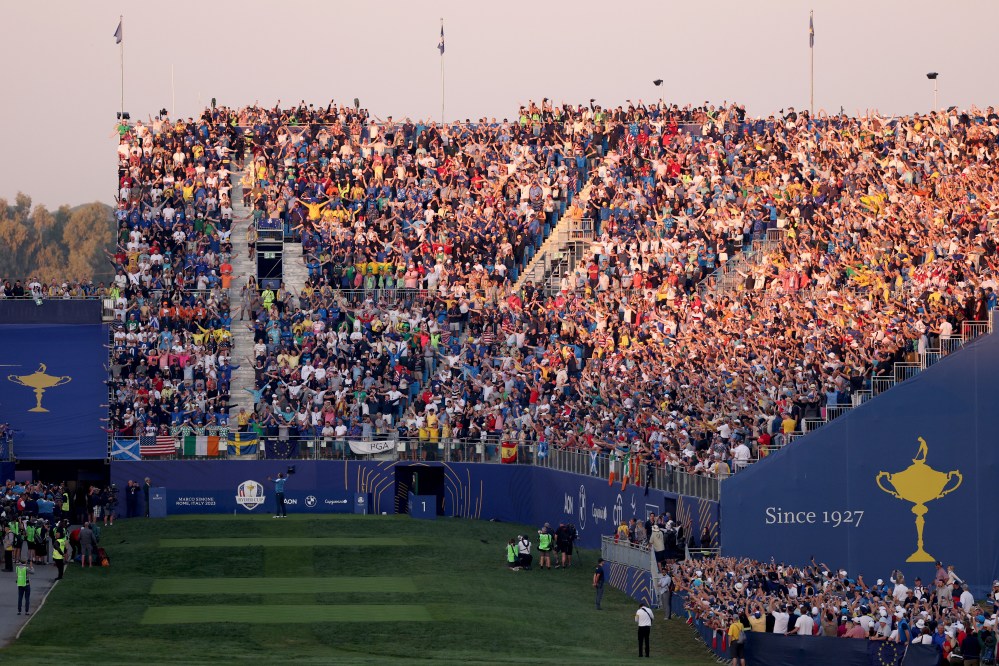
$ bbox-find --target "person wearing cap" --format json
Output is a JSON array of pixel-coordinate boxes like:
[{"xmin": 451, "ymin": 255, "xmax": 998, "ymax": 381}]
[
  {"xmin": 15, "ymin": 556, "xmax": 32, "ymax": 616},
  {"xmin": 592, "ymin": 558, "xmax": 605, "ymax": 610},
  {"xmin": 536, "ymin": 523, "xmax": 554, "ymax": 570},
  {"xmin": 656, "ymin": 569, "xmax": 673, "ymax": 619},
  {"xmin": 635, "ymin": 602, "xmax": 654, "ymax": 657},
  {"xmin": 770, "ymin": 599, "xmax": 791, "ymax": 634},
  {"xmin": 843, "ymin": 619, "xmax": 867, "ymax": 639},
  {"xmin": 727, "ymin": 612, "xmax": 748, "ymax": 665}
]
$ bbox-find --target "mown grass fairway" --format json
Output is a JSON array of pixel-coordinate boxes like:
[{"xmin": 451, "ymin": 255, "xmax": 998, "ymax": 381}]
[{"xmin": 2, "ymin": 515, "xmax": 718, "ymax": 664}]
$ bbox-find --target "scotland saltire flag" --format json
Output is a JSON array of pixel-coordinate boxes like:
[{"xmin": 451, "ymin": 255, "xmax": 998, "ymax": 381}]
[
  {"xmin": 114, "ymin": 18, "xmax": 123, "ymax": 44},
  {"xmin": 438, "ymin": 24, "xmax": 444, "ymax": 55},
  {"xmin": 112, "ymin": 438, "xmax": 140, "ymax": 461}
]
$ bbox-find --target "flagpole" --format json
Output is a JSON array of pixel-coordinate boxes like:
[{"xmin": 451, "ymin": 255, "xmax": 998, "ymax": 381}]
[
  {"xmin": 809, "ymin": 10, "xmax": 814, "ymax": 116},
  {"xmin": 441, "ymin": 17, "xmax": 444, "ymax": 125},
  {"xmin": 171, "ymin": 63, "xmax": 176, "ymax": 118},
  {"xmin": 119, "ymin": 14, "xmax": 125, "ymax": 118}
]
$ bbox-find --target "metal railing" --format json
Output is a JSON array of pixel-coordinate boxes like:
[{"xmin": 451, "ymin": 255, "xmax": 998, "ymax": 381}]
[
  {"xmin": 601, "ymin": 535, "xmax": 652, "ymax": 570},
  {"xmin": 112, "ymin": 434, "xmax": 723, "ymax": 501},
  {"xmin": 765, "ymin": 315, "xmax": 994, "ymax": 459},
  {"xmin": 537, "ymin": 447, "xmax": 720, "ymax": 501}
]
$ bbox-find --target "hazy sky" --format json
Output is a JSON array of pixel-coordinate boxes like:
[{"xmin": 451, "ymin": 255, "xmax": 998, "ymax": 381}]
[{"xmin": 1, "ymin": 1, "xmax": 997, "ymax": 209}]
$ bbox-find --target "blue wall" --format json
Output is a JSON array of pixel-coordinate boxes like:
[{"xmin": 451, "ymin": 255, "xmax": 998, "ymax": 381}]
[
  {"xmin": 722, "ymin": 333, "xmax": 999, "ymax": 593},
  {"xmin": 109, "ymin": 460, "xmax": 719, "ymax": 551},
  {"xmin": 0, "ymin": 324, "xmax": 109, "ymax": 459},
  {"xmin": 0, "ymin": 300, "xmax": 102, "ymax": 325}
]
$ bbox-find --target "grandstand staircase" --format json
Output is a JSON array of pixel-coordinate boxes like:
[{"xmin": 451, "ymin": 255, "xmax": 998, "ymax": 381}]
[
  {"xmin": 514, "ymin": 214, "xmax": 593, "ymax": 294},
  {"xmin": 282, "ymin": 242, "xmax": 308, "ymax": 298},
  {"xmin": 228, "ymin": 172, "xmax": 257, "ymax": 414}
]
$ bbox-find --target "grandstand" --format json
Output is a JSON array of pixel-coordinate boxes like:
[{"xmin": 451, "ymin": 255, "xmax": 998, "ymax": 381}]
[
  {"xmin": 2, "ymin": 96, "xmax": 997, "ymax": 664},
  {"xmin": 102, "ymin": 102, "xmax": 998, "ymax": 481}
]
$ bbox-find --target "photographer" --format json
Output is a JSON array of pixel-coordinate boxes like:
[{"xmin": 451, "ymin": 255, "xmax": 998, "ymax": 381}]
[
  {"xmin": 104, "ymin": 485, "xmax": 119, "ymax": 527},
  {"xmin": 537, "ymin": 524, "xmax": 554, "ymax": 571},
  {"xmin": 517, "ymin": 534, "xmax": 532, "ymax": 570}
]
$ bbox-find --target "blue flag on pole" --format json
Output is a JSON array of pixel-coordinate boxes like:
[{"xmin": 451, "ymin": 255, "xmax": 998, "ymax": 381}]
[
  {"xmin": 114, "ymin": 18, "xmax": 123, "ymax": 44},
  {"xmin": 438, "ymin": 23, "xmax": 444, "ymax": 55}
]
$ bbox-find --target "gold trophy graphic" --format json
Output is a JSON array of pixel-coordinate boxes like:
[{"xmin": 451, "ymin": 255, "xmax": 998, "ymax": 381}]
[
  {"xmin": 7, "ymin": 363, "xmax": 72, "ymax": 412},
  {"xmin": 876, "ymin": 437, "xmax": 962, "ymax": 563}
]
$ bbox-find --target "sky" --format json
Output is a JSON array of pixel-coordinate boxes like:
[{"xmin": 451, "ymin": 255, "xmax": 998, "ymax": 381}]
[{"xmin": 1, "ymin": 0, "xmax": 997, "ymax": 210}]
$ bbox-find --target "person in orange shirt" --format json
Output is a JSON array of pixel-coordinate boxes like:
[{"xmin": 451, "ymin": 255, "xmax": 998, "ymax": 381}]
[{"xmin": 219, "ymin": 262, "xmax": 239, "ymax": 290}]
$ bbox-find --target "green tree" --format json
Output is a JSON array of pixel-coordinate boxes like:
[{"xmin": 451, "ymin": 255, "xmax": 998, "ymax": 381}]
[{"xmin": 0, "ymin": 193, "xmax": 113, "ymax": 283}]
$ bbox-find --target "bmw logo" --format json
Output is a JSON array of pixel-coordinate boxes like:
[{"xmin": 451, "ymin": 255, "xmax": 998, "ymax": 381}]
[{"xmin": 305, "ymin": 495, "xmax": 317, "ymax": 508}]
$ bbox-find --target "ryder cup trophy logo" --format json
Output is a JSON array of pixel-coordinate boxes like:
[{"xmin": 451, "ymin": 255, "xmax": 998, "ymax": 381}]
[
  {"xmin": 236, "ymin": 480, "xmax": 266, "ymax": 511},
  {"xmin": 876, "ymin": 437, "xmax": 962, "ymax": 562},
  {"xmin": 7, "ymin": 363, "xmax": 72, "ymax": 412}
]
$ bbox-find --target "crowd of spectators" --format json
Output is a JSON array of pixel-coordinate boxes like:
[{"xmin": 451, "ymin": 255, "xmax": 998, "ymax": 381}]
[
  {"xmin": 105, "ymin": 108, "xmax": 243, "ymax": 440},
  {"xmin": 96, "ymin": 100, "xmax": 999, "ymax": 478},
  {"xmin": 674, "ymin": 555, "xmax": 999, "ymax": 661},
  {"xmin": 234, "ymin": 101, "xmax": 999, "ymax": 478},
  {"xmin": 234, "ymin": 100, "xmax": 783, "ymax": 459}
]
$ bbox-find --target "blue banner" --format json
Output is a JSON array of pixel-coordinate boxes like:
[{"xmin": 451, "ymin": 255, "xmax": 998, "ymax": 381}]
[
  {"xmin": 109, "ymin": 460, "xmax": 719, "ymax": 550},
  {"xmin": 0, "ymin": 324, "xmax": 108, "ymax": 459},
  {"xmin": 722, "ymin": 333, "xmax": 999, "ymax": 595}
]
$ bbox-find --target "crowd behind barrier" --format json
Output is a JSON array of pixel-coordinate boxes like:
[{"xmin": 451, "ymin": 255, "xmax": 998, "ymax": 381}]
[
  {"xmin": 100, "ymin": 100, "xmax": 999, "ymax": 508},
  {"xmin": 673, "ymin": 555, "xmax": 999, "ymax": 663},
  {"xmin": 598, "ymin": 531, "xmax": 992, "ymax": 663}
]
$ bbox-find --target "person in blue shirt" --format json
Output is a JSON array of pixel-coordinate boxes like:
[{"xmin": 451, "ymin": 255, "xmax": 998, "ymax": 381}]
[{"xmin": 267, "ymin": 472, "xmax": 289, "ymax": 518}]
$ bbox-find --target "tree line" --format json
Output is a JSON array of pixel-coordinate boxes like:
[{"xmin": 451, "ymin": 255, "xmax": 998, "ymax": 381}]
[{"xmin": 0, "ymin": 193, "xmax": 115, "ymax": 284}]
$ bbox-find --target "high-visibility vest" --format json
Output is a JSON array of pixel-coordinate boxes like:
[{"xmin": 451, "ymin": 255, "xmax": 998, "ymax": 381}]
[
  {"xmin": 16, "ymin": 564, "xmax": 28, "ymax": 587},
  {"xmin": 539, "ymin": 533, "xmax": 553, "ymax": 551},
  {"xmin": 62, "ymin": 493, "xmax": 70, "ymax": 511},
  {"xmin": 507, "ymin": 544, "xmax": 517, "ymax": 563},
  {"xmin": 53, "ymin": 537, "xmax": 66, "ymax": 560}
]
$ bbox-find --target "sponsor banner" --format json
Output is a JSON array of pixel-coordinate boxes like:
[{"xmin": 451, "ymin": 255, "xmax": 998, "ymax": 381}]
[
  {"xmin": 347, "ymin": 440, "xmax": 396, "ymax": 456},
  {"xmin": 110, "ymin": 461, "xmax": 718, "ymax": 550}
]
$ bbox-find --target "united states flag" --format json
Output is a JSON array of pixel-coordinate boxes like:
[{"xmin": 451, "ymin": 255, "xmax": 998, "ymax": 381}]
[{"xmin": 140, "ymin": 435, "xmax": 176, "ymax": 457}]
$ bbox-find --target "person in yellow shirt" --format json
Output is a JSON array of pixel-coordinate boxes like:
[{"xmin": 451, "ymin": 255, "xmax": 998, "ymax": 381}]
[
  {"xmin": 728, "ymin": 616, "xmax": 748, "ymax": 666},
  {"xmin": 295, "ymin": 195, "xmax": 332, "ymax": 222}
]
